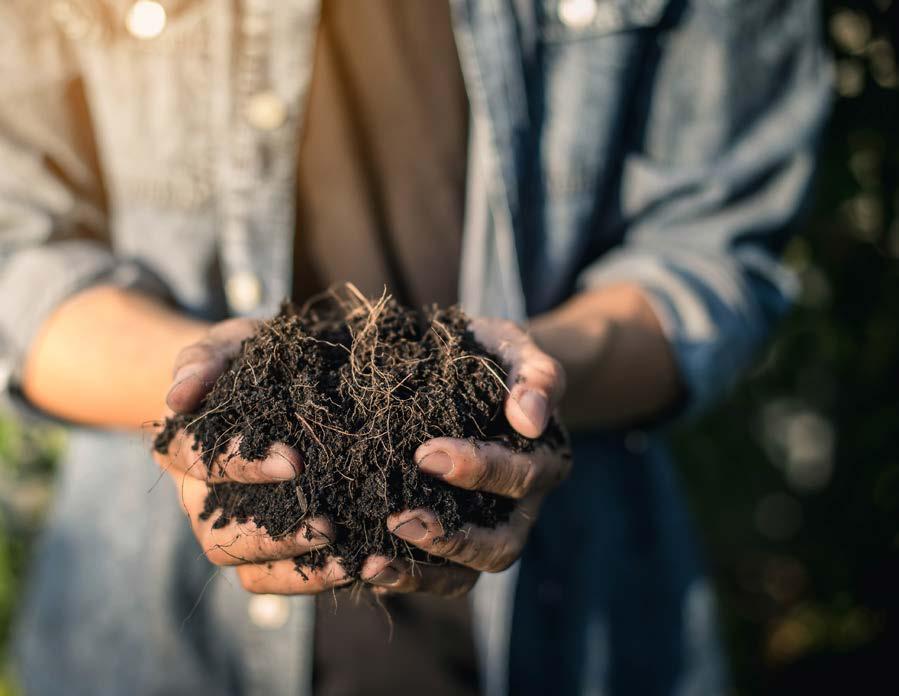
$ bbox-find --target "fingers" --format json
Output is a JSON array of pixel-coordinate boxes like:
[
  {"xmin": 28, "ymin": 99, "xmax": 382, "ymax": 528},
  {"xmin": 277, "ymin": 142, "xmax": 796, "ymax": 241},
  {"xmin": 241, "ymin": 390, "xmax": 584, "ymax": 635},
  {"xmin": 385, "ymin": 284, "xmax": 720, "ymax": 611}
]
[
  {"xmin": 415, "ymin": 438, "xmax": 570, "ymax": 499},
  {"xmin": 169, "ymin": 470, "xmax": 332, "ymax": 565},
  {"xmin": 360, "ymin": 556, "xmax": 480, "ymax": 598},
  {"xmin": 239, "ymin": 555, "xmax": 479, "ymax": 597},
  {"xmin": 157, "ymin": 430, "xmax": 301, "ymax": 484},
  {"xmin": 469, "ymin": 318, "xmax": 565, "ymax": 438},
  {"xmin": 387, "ymin": 497, "xmax": 541, "ymax": 573},
  {"xmin": 166, "ymin": 345, "xmax": 229, "ymax": 414},
  {"xmin": 166, "ymin": 318, "xmax": 260, "ymax": 413},
  {"xmin": 237, "ymin": 557, "xmax": 351, "ymax": 595}
]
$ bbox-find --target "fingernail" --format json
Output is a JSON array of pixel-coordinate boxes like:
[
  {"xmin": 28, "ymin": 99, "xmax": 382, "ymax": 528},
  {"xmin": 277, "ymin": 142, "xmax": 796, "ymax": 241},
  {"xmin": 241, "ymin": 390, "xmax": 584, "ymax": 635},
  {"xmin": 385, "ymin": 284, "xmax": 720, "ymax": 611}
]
[
  {"xmin": 392, "ymin": 517, "xmax": 428, "ymax": 542},
  {"xmin": 369, "ymin": 566, "xmax": 401, "ymax": 586},
  {"xmin": 516, "ymin": 390, "xmax": 548, "ymax": 432},
  {"xmin": 418, "ymin": 450, "xmax": 454, "ymax": 476},
  {"xmin": 261, "ymin": 457, "xmax": 297, "ymax": 481}
]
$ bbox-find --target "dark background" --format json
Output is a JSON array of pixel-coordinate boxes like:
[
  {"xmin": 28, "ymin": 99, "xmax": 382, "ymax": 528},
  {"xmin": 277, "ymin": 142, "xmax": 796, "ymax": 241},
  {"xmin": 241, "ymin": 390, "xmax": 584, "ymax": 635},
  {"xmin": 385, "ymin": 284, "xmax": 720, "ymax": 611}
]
[
  {"xmin": 0, "ymin": 1, "xmax": 896, "ymax": 693},
  {"xmin": 672, "ymin": 1, "xmax": 899, "ymax": 693}
]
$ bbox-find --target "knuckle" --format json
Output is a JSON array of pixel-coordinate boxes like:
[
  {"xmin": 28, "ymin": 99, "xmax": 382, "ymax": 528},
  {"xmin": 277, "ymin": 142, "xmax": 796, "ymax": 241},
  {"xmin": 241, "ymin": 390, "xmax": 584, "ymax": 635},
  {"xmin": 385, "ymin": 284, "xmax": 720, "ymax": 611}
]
[
  {"xmin": 174, "ymin": 343, "xmax": 216, "ymax": 370},
  {"xmin": 491, "ymin": 554, "xmax": 516, "ymax": 573},
  {"xmin": 545, "ymin": 357, "xmax": 564, "ymax": 386},
  {"xmin": 486, "ymin": 538, "xmax": 521, "ymax": 573},
  {"xmin": 529, "ymin": 351, "xmax": 554, "ymax": 371},
  {"xmin": 515, "ymin": 458, "xmax": 540, "ymax": 498},
  {"xmin": 454, "ymin": 535, "xmax": 493, "ymax": 571},
  {"xmin": 482, "ymin": 445, "xmax": 527, "ymax": 498},
  {"xmin": 259, "ymin": 534, "xmax": 297, "ymax": 560},
  {"xmin": 238, "ymin": 568, "xmax": 263, "ymax": 593},
  {"xmin": 467, "ymin": 455, "xmax": 494, "ymax": 493},
  {"xmin": 461, "ymin": 545, "xmax": 488, "ymax": 571},
  {"xmin": 223, "ymin": 457, "xmax": 253, "ymax": 483},
  {"xmin": 438, "ymin": 531, "xmax": 474, "ymax": 563},
  {"xmin": 457, "ymin": 440, "xmax": 485, "ymax": 487},
  {"xmin": 527, "ymin": 354, "xmax": 562, "ymax": 385},
  {"xmin": 491, "ymin": 322, "xmax": 523, "ymax": 361}
]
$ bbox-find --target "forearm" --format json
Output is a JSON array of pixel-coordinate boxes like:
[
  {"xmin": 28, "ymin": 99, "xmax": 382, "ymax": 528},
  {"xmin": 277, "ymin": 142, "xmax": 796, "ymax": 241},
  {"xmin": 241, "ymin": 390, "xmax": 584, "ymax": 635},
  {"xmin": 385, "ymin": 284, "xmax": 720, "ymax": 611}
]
[
  {"xmin": 21, "ymin": 285, "xmax": 210, "ymax": 429},
  {"xmin": 529, "ymin": 283, "xmax": 681, "ymax": 429}
]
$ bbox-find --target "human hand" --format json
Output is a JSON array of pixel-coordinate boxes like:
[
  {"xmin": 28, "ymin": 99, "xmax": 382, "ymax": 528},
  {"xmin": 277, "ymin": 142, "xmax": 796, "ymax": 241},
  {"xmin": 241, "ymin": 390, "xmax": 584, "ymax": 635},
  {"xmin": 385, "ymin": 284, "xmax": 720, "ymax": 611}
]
[
  {"xmin": 365, "ymin": 318, "xmax": 571, "ymax": 597},
  {"xmin": 154, "ymin": 318, "xmax": 352, "ymax": 594}
]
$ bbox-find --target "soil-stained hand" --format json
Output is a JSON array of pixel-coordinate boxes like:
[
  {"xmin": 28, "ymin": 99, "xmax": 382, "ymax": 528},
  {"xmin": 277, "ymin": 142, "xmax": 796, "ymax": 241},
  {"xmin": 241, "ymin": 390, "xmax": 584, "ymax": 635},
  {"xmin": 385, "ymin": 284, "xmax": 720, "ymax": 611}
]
[
  {"xmin": 382, "ymin": 318, "xmax": 571, "ymax": 595},
  {"xmin": 154, "ymin": 318, "xmax": 350, "ymax": 594}
]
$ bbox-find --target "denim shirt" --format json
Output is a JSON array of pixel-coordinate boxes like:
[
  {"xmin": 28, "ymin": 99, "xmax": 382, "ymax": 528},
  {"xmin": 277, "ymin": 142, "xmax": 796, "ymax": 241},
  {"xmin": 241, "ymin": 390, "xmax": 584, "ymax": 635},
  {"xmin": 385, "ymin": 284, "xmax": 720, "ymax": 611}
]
[{"xmin": 0, "ymin": 1, "xmax": 831, "ymax": 694}]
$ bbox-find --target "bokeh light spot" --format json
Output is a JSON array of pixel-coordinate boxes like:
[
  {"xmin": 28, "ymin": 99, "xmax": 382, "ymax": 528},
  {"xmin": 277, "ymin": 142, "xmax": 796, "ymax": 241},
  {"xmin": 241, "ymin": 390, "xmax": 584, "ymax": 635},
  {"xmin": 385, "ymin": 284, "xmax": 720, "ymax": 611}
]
[{"xmin": 126, "ymin": 1, "xmax": 167, "ymax": 40}]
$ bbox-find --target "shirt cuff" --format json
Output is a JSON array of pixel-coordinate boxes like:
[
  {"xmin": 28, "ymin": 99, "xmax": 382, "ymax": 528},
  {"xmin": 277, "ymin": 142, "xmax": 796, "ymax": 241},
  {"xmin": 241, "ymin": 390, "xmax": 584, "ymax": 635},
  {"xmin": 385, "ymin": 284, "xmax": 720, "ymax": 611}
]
[
  {"xmin": 0, "ymin": 239, "xmax": 170, "ymax": 418},
  {"xmin": 577, "ymin": 248, "xmax": 796, "ymax": 418}
]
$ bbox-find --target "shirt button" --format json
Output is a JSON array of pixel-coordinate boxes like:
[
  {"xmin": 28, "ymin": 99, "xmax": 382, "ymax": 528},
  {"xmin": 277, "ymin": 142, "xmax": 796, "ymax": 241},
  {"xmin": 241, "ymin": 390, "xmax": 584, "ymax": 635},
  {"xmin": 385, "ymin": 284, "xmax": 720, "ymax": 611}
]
[
  {"xmin": 248, "ymin": 594, "xmax": 290, "ymax": 630},
  {"xmin": 125, "ymin": 0, "xmax": 167, "ymax": 40},
  {"xmin": 226, "ymin": 271, "xmax": 263, "ymax": 314},
  {"xmin": 245, "ymin": 91, "xmax": 288, "ymax": 131},
  {"xmin": 558, "ymin": 0, "xmax": 598, "ymax": 29}
]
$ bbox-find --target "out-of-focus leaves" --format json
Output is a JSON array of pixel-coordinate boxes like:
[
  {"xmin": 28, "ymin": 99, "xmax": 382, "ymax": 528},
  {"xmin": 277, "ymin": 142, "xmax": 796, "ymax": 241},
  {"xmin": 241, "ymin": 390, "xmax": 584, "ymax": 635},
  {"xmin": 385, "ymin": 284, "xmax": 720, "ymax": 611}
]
[{"xmin": 0, "ymin": 415, "xmax": 60, "ymax": 693}]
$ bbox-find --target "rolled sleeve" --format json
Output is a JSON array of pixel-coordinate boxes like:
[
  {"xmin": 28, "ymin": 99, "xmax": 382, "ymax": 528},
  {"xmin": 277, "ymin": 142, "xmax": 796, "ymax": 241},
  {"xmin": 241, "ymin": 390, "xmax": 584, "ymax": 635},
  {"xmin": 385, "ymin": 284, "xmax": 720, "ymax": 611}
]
[
  {"xmin": 578, "ymin": 0, "xmax": 832, "ymax": 416},
  {"xmin": 580, "ymin": 247, "xmax": 797, "ymax": 416},
  {"xmin": 0, "ymin": 240, "xmax": 170, "ymax": 403}
]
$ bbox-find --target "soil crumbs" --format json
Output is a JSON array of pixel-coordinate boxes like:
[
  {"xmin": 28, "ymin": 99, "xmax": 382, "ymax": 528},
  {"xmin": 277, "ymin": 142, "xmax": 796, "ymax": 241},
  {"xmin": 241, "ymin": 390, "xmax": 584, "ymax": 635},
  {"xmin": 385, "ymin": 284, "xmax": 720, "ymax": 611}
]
[{"xmin": 155, "ymin": 288, "xmax": 561, "ymax": 578}]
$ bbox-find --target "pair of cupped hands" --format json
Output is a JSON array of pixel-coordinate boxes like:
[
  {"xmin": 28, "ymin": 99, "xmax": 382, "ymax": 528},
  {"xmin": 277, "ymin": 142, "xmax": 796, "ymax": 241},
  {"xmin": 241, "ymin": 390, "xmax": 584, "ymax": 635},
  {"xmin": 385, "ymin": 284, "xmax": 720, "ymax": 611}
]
[{"xmin": 154, "ymin": 316, "xmax": 571, "ymax": 598}]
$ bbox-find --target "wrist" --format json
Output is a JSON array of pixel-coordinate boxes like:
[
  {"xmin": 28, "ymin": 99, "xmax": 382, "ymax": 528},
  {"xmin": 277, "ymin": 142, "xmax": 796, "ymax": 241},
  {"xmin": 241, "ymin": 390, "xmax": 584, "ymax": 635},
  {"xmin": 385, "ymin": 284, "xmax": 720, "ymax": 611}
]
[
  {"xmin": 528, "ymin": 304, "xmax": 615, "ymax": 387},
  {"xmin": 23, "ymin": 285, "xmax": 214, "ymax": 429},
  {"xmin": 526, "ymin": 284, "xmax": 681, "ymax": 428}
]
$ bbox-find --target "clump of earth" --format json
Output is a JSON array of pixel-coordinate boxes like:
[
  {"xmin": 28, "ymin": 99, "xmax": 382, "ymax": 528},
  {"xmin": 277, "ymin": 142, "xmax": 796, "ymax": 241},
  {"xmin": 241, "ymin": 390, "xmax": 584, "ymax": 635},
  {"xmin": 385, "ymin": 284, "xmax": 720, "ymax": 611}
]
[{"xmin": 155, "ymin": 287, "xmax": 563, "ymax": 577}]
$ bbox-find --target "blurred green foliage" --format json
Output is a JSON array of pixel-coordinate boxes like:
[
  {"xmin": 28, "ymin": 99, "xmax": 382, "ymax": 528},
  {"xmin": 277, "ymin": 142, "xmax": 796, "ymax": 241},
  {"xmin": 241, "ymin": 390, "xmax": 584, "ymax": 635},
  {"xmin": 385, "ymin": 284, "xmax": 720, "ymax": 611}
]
[
  {"xmin": 0, "ymin": 419, "xmax": 63, "ymax": 693},
  {"xmin": 0, "ymin": 2, "xmax": 896, "ymax": 695}
]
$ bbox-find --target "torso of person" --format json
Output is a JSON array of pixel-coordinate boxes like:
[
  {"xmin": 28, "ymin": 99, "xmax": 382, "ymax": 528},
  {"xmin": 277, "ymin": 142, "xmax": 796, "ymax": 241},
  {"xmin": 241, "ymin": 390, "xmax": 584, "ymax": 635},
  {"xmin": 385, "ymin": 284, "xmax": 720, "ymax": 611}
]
[{"xmin": 292, "ymin": 2, "xmax": 478, "ymax": 694}]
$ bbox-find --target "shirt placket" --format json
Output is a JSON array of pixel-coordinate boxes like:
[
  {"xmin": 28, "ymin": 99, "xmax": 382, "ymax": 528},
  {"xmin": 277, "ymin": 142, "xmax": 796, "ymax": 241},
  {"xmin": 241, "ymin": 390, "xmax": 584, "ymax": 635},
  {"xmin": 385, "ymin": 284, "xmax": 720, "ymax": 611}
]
[{"xmin": 219, "ymin": 0, "xmax": 317, "ymax": 318}]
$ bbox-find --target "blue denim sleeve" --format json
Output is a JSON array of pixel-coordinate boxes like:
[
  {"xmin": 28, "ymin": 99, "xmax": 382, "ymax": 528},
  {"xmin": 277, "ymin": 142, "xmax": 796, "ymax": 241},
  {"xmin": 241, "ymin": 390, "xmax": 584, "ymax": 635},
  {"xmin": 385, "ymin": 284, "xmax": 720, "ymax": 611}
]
[{"xmin": 578, "ymin": 0, "xmax": 833, "ymax": 416}]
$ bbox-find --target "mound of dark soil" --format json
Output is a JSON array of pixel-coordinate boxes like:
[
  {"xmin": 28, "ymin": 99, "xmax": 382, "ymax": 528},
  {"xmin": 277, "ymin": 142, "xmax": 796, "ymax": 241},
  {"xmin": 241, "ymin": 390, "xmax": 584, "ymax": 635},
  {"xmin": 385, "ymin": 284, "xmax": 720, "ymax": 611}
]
[{"xmin": 155, "ymin": 287, "xmax": 562, "ymax": 577}]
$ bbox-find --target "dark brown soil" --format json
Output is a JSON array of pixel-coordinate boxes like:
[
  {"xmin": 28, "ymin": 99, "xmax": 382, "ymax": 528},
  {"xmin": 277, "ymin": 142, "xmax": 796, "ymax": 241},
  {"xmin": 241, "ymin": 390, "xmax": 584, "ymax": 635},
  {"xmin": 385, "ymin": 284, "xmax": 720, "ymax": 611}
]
[{"xmin": 154, "ymin": 287, "xmax": 562, "ymax": 577}]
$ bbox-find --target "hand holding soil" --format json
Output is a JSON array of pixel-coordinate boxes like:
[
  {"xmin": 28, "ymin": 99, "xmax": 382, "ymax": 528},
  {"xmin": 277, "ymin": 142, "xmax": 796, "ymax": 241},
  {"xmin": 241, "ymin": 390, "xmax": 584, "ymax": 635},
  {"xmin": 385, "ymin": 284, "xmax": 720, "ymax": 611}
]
[
  {"xmin": 154, "ymin": 317, "xmax": 343, "ymax": 589},
  {"xmin": 153, "ymin": 288, "xmax": 570, "ymax": 597},
  {"xmin": 379, "ymin": 316, "xmax": 571, "ymax": 595}
]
